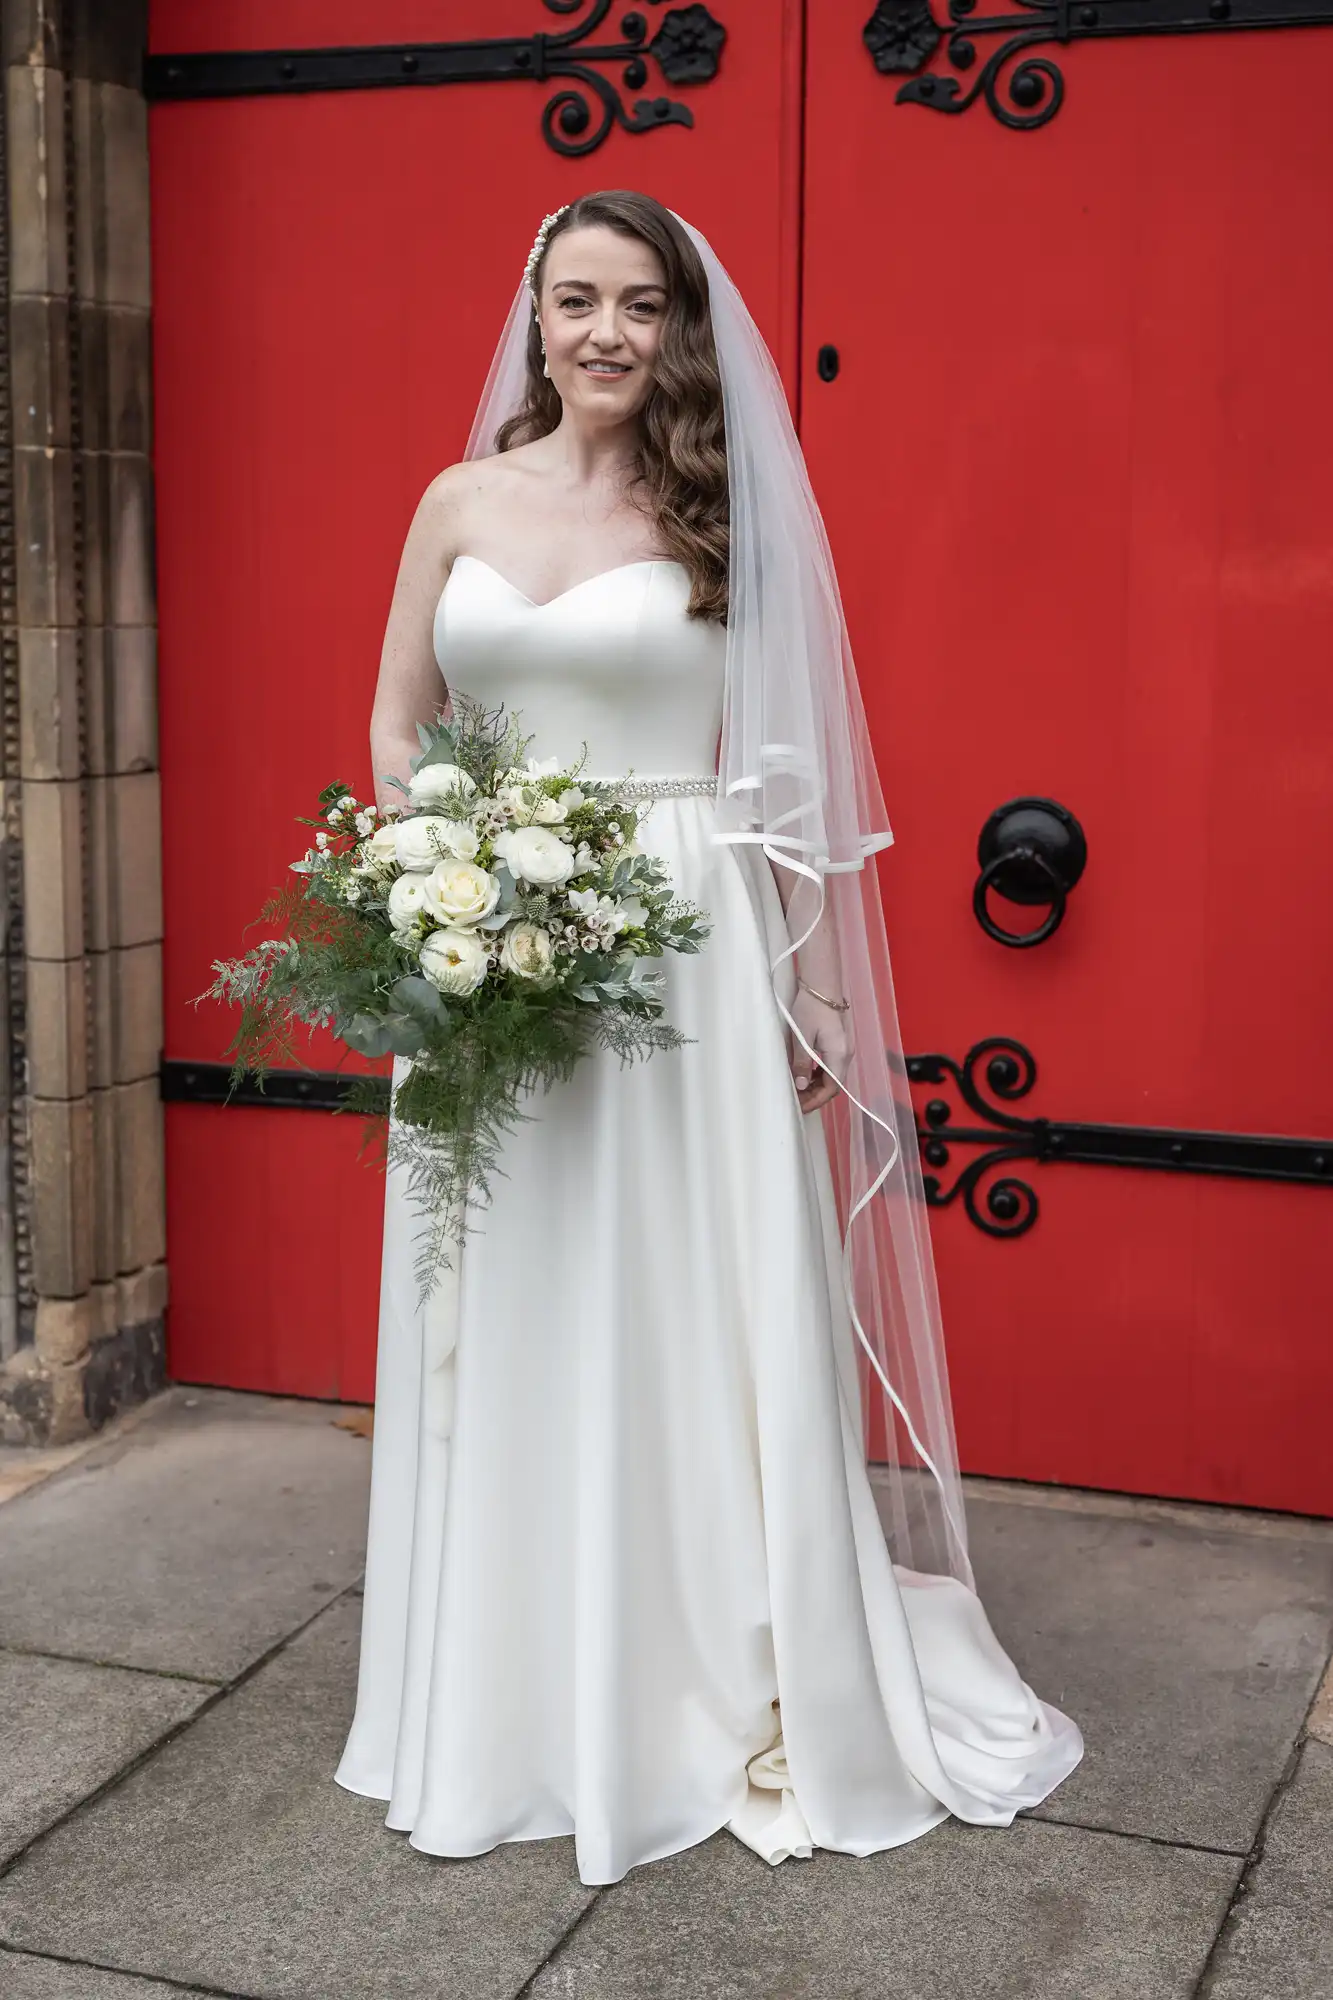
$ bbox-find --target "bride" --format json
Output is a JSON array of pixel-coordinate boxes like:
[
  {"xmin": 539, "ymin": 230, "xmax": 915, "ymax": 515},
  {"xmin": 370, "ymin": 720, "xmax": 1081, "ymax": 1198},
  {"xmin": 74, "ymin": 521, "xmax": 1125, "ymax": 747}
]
[{"xmin": 334, "ymin": 189, "xmax": 1082, "ymax": 1886}]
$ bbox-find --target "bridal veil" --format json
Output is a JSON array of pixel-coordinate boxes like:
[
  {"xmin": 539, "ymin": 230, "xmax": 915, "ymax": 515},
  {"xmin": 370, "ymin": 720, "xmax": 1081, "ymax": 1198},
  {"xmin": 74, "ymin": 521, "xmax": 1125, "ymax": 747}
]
[{"xmin": 463, "ymin": 203, "xmax": 972, "ymax": 1594}]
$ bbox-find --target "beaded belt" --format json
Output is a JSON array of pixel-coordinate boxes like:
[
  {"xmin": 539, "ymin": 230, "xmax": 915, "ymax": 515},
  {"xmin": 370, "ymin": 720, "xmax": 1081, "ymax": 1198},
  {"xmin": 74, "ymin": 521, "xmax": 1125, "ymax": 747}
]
[{"xmin": 592, "ymin": 774, "xmax": 716, "ymax": 797}]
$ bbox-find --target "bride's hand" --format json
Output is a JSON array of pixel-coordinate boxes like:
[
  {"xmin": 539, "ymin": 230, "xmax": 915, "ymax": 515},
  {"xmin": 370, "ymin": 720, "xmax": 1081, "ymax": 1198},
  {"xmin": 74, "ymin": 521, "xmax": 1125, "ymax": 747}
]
[{"xmin": 789, "ymin": 987, "xmax": 850, "ymax": 1114}]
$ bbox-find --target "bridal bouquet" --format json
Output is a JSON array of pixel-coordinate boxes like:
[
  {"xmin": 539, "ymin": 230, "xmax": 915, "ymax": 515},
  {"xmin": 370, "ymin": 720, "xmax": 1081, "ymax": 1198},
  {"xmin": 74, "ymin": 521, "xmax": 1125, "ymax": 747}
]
[{"xmin": 203, "ymin": 695, "xmax": 711, "ymax": 1294}]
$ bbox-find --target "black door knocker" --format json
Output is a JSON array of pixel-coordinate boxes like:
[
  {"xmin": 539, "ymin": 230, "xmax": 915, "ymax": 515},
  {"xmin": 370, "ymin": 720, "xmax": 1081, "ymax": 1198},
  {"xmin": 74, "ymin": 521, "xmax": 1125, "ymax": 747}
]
[{"xmin": 973, "ymin": 798, "xmax": 1087, "ymax": 948}]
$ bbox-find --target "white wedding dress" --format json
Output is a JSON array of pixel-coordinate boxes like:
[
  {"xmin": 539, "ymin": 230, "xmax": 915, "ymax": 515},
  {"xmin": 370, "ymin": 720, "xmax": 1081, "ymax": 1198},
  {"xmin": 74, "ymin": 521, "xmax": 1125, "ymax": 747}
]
[{"xmin": 335, "ymin": 553, "xmax": 1082, "ymax": 1885}]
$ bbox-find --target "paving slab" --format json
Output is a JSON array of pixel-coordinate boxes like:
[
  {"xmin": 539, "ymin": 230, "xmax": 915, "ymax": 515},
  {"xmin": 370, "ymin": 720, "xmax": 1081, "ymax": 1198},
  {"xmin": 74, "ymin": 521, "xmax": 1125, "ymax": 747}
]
[
  {"xmin": 956, "ymin": 1482, "xmax": 1333, "ymax": 1852},
  {"xmin": 0, "ymin": 1953, "xmax": 200, "ymax": 1997},
  {"xmin": 0, "ymin": 1650, "xmax": 209, "ymax": 1867},
  {"xmin": 528, "ymin": 1814, "xmax": 1239, "ymax": 2000},
  {"xmin": 0, "ymin": 1596, "xmax": 594, "ymax": 2000},
  {"xmin": 1202, "ymin": 1738, "xmax": 1333, "ymax": 2000},
  {"xmin": 0, "ymin": 1389, "xmax": 370, "ymax": 1680}
]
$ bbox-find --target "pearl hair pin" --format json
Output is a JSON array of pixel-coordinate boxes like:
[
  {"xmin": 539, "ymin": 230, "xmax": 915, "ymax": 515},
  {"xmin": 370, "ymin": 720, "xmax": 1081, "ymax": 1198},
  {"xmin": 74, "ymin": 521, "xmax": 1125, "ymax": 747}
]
[{"xmin": 525, "ymin": 205, "xmax": 570, "ymax": 305}]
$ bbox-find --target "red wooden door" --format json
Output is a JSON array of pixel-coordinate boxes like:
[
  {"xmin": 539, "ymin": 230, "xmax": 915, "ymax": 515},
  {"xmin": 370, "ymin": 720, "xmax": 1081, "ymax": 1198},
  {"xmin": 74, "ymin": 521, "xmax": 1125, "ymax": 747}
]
[
  {"xmin": 148, "ymin": 1, "xmax": 801, "ymax": 1401},
  {"xmin": 803, "ymin": 13, "xmax": 1333, "ymax": 1511}
]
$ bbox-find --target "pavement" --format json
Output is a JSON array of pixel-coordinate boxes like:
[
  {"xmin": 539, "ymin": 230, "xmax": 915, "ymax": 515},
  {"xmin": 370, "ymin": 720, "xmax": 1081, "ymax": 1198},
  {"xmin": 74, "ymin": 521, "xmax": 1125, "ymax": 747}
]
[{"xmin": 0, "ymin": 1387, "xmax": 1329, "ymax": 2000}]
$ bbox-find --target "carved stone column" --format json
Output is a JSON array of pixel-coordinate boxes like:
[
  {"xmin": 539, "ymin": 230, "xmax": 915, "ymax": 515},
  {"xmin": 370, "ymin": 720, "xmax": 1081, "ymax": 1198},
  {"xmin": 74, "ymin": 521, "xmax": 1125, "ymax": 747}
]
[{"xmin": 1, "ymin": 0, "xmax": 164, "ymax": 1444}]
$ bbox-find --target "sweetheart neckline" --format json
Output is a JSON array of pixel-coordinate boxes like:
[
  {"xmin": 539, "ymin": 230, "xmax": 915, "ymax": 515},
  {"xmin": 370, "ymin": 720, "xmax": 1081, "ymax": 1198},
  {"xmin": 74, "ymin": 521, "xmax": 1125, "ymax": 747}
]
[{"xmin": 446, "ymin": 554, "xmax": 687, "ymax": 611}]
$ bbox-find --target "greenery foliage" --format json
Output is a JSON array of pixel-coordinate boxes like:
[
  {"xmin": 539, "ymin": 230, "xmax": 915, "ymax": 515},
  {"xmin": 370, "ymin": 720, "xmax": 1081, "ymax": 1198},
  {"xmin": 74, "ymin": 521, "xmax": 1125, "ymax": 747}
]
[{"xmin": 201, "ymin": 696, "xmax": 711, "ymax": 1299}]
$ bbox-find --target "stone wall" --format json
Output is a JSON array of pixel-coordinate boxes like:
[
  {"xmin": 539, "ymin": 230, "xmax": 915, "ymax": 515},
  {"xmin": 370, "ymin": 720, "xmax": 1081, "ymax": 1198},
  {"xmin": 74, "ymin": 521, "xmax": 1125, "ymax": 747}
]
[{"xmin": 0, "ymin": 0, "xmax": 164, "ymax": 1444}]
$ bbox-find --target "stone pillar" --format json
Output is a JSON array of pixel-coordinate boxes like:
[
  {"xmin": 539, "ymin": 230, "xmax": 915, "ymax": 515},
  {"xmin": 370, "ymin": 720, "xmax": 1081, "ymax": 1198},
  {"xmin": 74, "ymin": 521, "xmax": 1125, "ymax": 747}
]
[{"xmin": 0, "ymin": 0, "xmax": 165, "ymax": 1444}]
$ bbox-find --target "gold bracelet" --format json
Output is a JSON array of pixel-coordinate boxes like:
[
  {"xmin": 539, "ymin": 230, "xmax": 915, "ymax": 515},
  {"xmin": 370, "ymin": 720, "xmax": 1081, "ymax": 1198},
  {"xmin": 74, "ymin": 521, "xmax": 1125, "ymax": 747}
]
[{"xmin": 797, "ymin": 976, "xmax": 850, "ymax": 1013}]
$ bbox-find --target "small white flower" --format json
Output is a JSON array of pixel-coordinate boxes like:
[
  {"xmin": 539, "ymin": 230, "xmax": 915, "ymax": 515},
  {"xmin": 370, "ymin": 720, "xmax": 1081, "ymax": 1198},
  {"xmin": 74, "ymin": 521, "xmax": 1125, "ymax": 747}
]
[
  {"xmin": 568, "ymin": 888, "xmax": 628, "ymax": 933},
  {"xmin": 503, "ymin": 757, "xmax": 561, "ymax": 783},
  {"xmin": 315, "ymin": 831, "xmax": 330, "ymax": 849},
  {"xmin": 420, "ymin": 927, "xmax": 488, "ymax": 996}
]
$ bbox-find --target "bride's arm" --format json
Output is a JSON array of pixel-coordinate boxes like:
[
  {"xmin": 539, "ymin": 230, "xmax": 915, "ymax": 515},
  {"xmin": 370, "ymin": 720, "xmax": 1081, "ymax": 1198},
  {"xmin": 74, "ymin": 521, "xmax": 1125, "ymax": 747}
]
[{"xmin": 368, "ymin": 469, "xmax": 462, "ymax": 814}]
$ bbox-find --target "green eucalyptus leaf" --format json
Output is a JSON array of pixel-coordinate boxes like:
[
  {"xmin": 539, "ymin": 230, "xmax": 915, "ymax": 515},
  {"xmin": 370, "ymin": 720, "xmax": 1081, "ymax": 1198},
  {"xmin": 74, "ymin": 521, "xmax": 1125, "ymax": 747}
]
[
  {"xmin": 341, "ymin": 1013, "xmax": 394, "ymax": 1058},
  {"xmin": 393, "ymin": 974, "xmax": 445, "ymax": 1020},
  {"xmin": 381, "ymin": 1014, "xmax": 427, "ymax": 1057}
]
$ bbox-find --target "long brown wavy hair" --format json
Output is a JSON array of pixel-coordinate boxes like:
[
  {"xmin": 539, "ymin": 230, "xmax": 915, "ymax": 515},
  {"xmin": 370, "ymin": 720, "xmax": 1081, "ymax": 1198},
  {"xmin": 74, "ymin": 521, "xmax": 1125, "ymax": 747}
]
[{"xmin": 494, "ymin": 191, "xmax": 729, "ymax": 623}]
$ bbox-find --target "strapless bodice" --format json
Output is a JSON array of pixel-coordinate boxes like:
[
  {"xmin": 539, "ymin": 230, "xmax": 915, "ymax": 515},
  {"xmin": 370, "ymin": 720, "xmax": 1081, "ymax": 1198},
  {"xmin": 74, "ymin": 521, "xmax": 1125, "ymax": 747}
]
[{"xmin": 432, "ymin": 556, "xmax": 725, "ymax": 776}]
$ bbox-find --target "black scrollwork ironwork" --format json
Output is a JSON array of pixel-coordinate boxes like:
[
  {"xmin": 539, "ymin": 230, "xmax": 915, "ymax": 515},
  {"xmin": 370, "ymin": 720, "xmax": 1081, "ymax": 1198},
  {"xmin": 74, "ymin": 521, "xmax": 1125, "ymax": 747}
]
[
  {"xmin": 163, "ymin": 1042, "xmax": 1333, "ymax": 1246},
  {"xmin": 911, "ymin": 1038, "xmax": 1044, "ymax": 1235},
  {"xmin": 908, "ymin": 1037, "xmax": 1333, "ymax": 1236},
  {"xmin": 650, "ymin": 3, "xmax": 728, "ymax": 80},
  {"xmin": 864, "ymin": 0, "xmax": 944, "ymax": 69},
  {"xmin": 864, "ymin": 0, "xmax": 1333, "ymax": 131},
  {"xmin": 145, "ymin": 0, "xmax": 727, "ymax": 159}
]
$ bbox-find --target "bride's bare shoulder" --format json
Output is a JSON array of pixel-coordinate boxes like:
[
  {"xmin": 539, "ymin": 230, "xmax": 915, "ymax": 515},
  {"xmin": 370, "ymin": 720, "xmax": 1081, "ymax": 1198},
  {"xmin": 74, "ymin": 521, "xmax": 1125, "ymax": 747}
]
[{"xmin": 420, "ymin": 447, "xmax": 541, "ymax": 535}]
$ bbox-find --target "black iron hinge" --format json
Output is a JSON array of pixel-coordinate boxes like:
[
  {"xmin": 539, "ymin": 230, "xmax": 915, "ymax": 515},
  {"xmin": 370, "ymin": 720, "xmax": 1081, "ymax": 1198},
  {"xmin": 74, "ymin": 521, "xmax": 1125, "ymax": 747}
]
[
  {"xmin": 911, "ymin": 1037, "xmax": 1333, "ymax": 1235},
  {"xmin": 144, "ymin": 0, "xmax": 726, "ymax": 158},
  {"xmin": 864, "ymin": 0, "xmax": 1333, "ymax": 129}
]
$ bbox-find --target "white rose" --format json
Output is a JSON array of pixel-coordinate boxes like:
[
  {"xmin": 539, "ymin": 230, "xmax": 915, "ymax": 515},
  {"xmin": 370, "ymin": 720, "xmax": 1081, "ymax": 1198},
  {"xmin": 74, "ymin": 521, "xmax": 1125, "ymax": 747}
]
[
  {"xmin": 492, "ymin": 825, "xmax": 577, "ymax": 888},
  {"xmin": 419, "ymin": 928, "xmax": 488, "ymax": 996},
  {"xmin": 408, "ymin": 762, "xmax": 477, "ymax": 807},
  {"xmin": 499, "ymin": 922, "xmax": 555, "ymax": 980},
  {"xmin": 387, "ymin": 872, "xmax": 432, "ymax": 931},
  {"xmin": 395, "ymin": 815, "xmax": 477, "ymax": 870},
  {"xmin": 423, "ymin": 859, "xmax": 500, "ymax": 928}
]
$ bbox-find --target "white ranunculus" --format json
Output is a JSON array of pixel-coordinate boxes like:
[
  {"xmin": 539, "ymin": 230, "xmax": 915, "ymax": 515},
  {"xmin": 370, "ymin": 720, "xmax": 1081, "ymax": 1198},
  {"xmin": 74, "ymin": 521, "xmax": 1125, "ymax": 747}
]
[
  {"xmin": 408, "ymin": 762, "xmax": 477, "ymax": 807},
  {"xmin": 395, "ymin": 815, "xmax": 476, "ymax": 870},
  {"xmin": 499, "ymin": 921, "xmax": 555, "ymax": 980},
  {"xmin": 422, "ymin": 859, "xmax": 500, "ymax": 929},
  {"xmin": 394, "ymin": 816, "xmax": 449, "ymax": 870},
  {"xmin": 359, "ymin": 823, "xmax": 401, "ymax": 873},
  {"xmin": 419, "ymin": 927, "xmax": 488, "ymax": 996},
  {"xmin": 492, "ymin": 825, "xmax": 577, "ymax": 888},
  {"xmin": 386, "ymin": 872, "xmax": 432, "ymax": 931}
]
